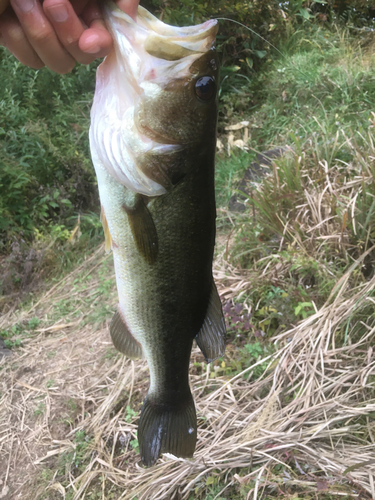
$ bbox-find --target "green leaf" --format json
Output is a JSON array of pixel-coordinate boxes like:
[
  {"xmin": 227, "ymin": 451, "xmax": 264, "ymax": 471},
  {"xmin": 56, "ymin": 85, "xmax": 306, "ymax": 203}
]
[
  {"xmin": 254, "ymin": 50, "xmax": 267, "ymax": 59},
  {"xmin": 206, "ymin": 476, "xmax": 215, "ymax": 486},
  {"xmin": 222, "ymin": 65, "xmax": 241, "ymax": 73},
  {"xmin": 299, "ymin": 8, "xmax": 311, "ymax": 19}
]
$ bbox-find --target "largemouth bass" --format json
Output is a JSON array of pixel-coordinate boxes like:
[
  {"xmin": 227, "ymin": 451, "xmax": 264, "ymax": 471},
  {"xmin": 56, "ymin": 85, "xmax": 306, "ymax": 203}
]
[{"xmin": 90, "ymin": 2, "xmax": 226, "ymax": 466}]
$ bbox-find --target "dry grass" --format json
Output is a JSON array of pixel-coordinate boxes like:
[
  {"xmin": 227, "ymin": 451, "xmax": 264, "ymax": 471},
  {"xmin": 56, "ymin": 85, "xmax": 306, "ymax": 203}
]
[{"xmin": 1, "ymin": 236, "xmax": 374, "ymax": 500}]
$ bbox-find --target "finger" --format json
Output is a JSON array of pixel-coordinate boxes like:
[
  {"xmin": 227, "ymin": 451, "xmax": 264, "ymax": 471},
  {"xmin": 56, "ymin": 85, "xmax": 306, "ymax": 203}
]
[
  {"xmin": 43, "ymin": 0, "xmax": 101, "ymax": 64},
  {"xmin": 117, "ymin": 0, "xmax": 139, "ymax": 20},
  {"xmin": 79, "ymin": 21, "xmax": 112, "ymax": 57},
  {"xmin": 10, "ymin": 0, "xmax": 76, "ymax": 73},
  {"xmin": 0, "ymin": 6, "xmax": 44, "ymax": 68},
  {"xmin": 78, "ymin": 1, "xmax": 112, "ymax": 56},
  {"xmin": 0, "ymin": 0, "xmax": 10, "ymax": 16},
  {"xmin": 69, "ymin": 0, "xmax": 89, "ymax": 16},
  {"xmin": 79, "ymin": 0, "xmax": 138, "ymax": 57}
]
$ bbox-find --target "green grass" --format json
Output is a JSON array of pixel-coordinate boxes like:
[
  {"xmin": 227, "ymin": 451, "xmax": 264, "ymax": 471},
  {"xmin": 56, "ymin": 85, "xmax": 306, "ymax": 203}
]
[
  {"xmin": 221, "ymin": 25, "xmax": 375, "ymax": 147},
  {"xmin": 215, "ymin": 150, "xmax": 255, "ymax": 209},
  {"xmin": 215, "ymin": 22, "xmax": 375, "ymax": 339}
]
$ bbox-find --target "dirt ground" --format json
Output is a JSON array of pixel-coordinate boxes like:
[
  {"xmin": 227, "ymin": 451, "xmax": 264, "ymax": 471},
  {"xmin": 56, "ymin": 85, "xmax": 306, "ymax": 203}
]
[{"xmin": 1, "ymin": 245, "xmax": 375, "ymax": 500}]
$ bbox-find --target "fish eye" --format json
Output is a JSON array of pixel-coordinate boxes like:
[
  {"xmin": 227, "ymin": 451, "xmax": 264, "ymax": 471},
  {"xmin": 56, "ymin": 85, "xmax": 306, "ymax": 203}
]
[{"xmin": 194, "ymin": 76, "xmax": 215, "ymax": 101}]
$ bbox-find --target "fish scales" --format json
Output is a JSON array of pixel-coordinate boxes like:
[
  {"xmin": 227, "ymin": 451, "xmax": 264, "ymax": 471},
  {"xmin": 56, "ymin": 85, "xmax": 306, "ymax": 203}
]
[{"xmin": 90, "ymin": 1, "xmax": 226, "ymax": 466}]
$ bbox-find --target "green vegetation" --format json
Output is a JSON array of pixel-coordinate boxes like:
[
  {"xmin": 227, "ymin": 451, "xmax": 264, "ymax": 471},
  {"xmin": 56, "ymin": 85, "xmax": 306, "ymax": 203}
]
[
  {"xmin": 0, "ymin": 52, "xmax": 105, "ymax": 301},
  {"xmin": 0, "ymin": 55, "xmax": 99, "ymax": 245},
  {"xmin": 0, "ymin": 315, "xmax": 40, "ymax": 348},
  {"xmin": 1, "ymin": 0, "xmax": 375, "ymax": 303},
  {"xmin": 1, "ymin": 2, "xmax": 375, "ymax": 500},
  {"xmin": 248, "ymin": 28, "xmax": 375, "ymax": 144},
  {"xmin": 2, "ymin": 0, "xmax": 373, "ymax": 251},
  {"xmin": 212, "ymin": 21, "xmax": 375, "ymax": 341}
]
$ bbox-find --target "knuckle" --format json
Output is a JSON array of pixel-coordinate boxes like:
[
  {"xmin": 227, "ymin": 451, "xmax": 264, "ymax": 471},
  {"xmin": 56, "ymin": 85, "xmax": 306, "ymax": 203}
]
[
  {"xmin": 42, "ymin": 0, "xmax": 56, "ymax": 9},
  {"xmin": 64, "ymin": 35, "xmax": 80, "ymax": 50},
  {"xmin": 5, "ymin": 23, "xmax": 26, "ymax": 44},
  {"xmin": 32, "ymin": 29, "xmax": 53, "ymax": 45}
]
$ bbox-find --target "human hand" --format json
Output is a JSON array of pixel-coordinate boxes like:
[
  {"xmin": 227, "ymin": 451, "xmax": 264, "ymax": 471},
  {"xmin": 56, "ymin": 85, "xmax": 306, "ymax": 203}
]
[{"xmin": 0, "ymin": 0, "xmax": 140, "ymax": 73}]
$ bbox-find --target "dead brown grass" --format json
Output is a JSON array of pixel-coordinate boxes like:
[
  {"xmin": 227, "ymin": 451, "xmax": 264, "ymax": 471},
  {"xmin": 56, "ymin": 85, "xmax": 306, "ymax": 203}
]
[{"xmin": 0, "ymin": 239, "xmax": 374, "ymax": 500}]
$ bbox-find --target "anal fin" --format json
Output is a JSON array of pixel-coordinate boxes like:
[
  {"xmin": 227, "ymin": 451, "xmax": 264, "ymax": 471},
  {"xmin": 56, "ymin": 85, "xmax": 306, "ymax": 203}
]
[
  {"xmin": 195, "ymin": 281, "xmax": 226, "ymax": 363},
  {"xmin": 110, "ymin": 310, "xmax": 143, "ymax": 360}
]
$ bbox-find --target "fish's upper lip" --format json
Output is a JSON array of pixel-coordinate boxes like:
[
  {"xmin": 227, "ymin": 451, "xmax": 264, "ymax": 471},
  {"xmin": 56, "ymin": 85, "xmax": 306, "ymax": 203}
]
[{"xmin": 105, "ymin": 2, "xmax": 218, "ymax": 61}]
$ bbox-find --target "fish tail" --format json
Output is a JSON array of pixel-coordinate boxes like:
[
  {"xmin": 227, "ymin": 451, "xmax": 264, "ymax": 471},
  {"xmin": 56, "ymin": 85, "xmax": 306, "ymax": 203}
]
[{"xmin": 138, "ymin": 393, "xmax": 197, "ymax": 466}]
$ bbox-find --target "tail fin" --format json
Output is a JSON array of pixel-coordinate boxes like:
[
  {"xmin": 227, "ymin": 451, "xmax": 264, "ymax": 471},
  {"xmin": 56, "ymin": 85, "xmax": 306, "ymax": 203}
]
[{"xmin": 138, "ymin": 394, "xmax": 197, "ymax": 466}]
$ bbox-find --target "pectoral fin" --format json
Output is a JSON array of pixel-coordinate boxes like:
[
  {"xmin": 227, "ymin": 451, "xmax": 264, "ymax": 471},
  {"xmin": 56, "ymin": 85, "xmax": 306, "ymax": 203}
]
[
  {"xmin": 136, "ymin": 147, "xmax": 188, "ymax": 191},
  {"xmin": 110, "ymin": 310, "xmax": 143, "ymax": 360},
  {"xmin": 122, "ymin": 194, "xmax": 158, "ymax": 265},
  {"xmin": 195, "ymin": 282, "xmax": 226, "ymax": 363}
]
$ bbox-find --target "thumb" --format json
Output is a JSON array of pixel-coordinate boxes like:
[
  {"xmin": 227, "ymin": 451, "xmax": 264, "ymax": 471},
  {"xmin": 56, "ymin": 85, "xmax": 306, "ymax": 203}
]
[{"xmin": 115, "ymin": 0, "xmax": 139, "ymax": 20}]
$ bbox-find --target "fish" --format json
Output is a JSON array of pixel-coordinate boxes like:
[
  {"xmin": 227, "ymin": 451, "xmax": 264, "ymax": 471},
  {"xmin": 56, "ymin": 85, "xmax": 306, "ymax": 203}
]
[{"xmin": 89, "ymin": 1, "xmax": 226, "ymax": 466}]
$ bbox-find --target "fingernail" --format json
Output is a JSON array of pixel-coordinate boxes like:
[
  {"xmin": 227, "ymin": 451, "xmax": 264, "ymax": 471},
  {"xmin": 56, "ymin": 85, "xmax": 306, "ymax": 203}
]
[
  {"xmin": 48, "ymin": 4, "xmax": 69, "ymax": 23},
  {"xmin": 84, "ymin": 34, "xmax": 100, "ymax": 53},
  {"xmin": 12, "ymin": 0, "xmax": 35, "ymax": 13}
]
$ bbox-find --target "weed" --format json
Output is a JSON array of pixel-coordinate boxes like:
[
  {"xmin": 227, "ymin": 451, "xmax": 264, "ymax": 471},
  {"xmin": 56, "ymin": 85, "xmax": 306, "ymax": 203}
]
[
  {"xmin": 129, "ymin": 433, "xmax": 139, "ymax": 454},
  {"xmin": 125, "ymin": 405, "xmax": 138, "ymax": 423},
  {"xmin": 34, "ymin": 402, "xmax": 46, "ymax": 417},
  {"xmin": 215, "ymin": 151, "xmax": 254, "ymax": 212},
  {"xmin": 3, "ymin": 337, "xmax": 22, "ymax": 349},
  {"xmin": 56, "ymin": 430, "xmax": 93, "ymax": 480},
  {"xmin": 0, "ymin": 52, "xmax": 99, "ymax": 246},
  {"xmin": 27, "ymin": 317, "xmax": 40, "ymax": 329},
  {"xmin": 0, "ymin": 320, "xmax": 37, "ymax": 348},
  {"xmin": 105, "ymin": 347, "xmax": 120, "ymax": 360},
  {"xmin": 67, "ymin": 398, "xmax": 78, "ymax": 413},
  {"xmin": 294, "ymin": 301, "xmax": 314, "ymax": 319}
]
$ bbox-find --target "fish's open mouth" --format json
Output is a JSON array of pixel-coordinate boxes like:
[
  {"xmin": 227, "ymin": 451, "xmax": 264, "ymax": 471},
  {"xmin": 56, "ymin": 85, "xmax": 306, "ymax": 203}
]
[
  {"xmin": 104, "ymin": 2, "xmax": 217, "ymax": 99},
  {"xmin": 89, "ymin": 2, "xmax": 218, "ymax": 196}
]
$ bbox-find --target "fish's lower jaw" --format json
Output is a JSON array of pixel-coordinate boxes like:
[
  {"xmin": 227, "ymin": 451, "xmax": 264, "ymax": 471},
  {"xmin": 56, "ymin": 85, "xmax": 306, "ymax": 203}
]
[{"xmin": 138, "ymin": 393, "xmax": 197, "ymax": 466}]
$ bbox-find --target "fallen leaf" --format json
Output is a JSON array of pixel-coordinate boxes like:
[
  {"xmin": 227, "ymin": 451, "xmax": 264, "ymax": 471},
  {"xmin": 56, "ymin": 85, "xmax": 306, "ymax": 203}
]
[{"xmin": 316, "ymin": 480, "xmax": 329, "ymax": 491}]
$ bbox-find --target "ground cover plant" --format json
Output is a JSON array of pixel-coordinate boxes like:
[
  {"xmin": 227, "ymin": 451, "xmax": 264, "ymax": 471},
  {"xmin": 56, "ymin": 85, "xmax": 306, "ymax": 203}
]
[
  {"xmin": 0, "ymin": 53, "xmax": 99, "ymax": 245},
  {"xmin": 1, "ymin": 5, "xmax": 375, "ymax": 500},
  {"xmin": 0, "ymin": 50, "xmax": 105, "ymax": 302}
]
